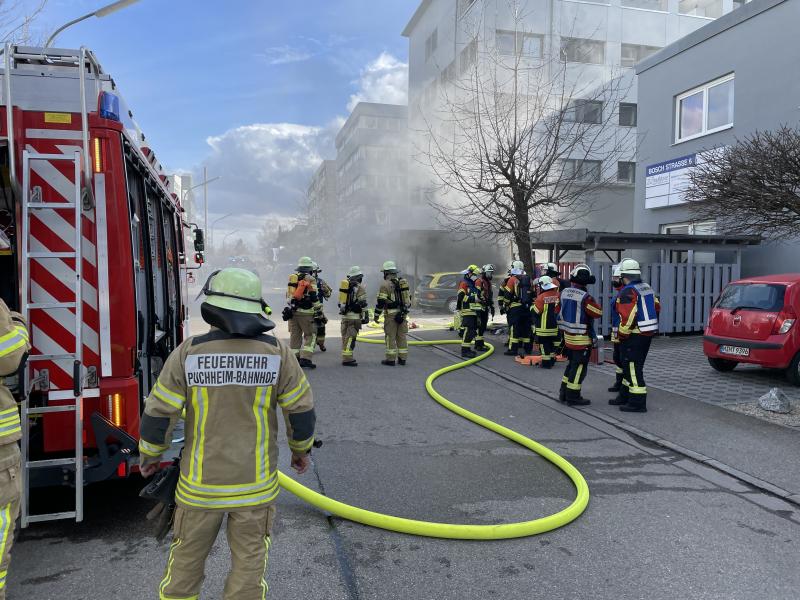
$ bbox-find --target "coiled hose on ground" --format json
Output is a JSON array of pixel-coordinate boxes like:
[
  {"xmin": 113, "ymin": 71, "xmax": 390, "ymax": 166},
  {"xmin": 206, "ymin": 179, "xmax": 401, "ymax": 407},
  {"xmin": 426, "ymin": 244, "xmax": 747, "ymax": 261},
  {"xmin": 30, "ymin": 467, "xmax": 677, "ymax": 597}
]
[{"xmin": 277, "ymin": 331, "xmax": 590, "ymax": 540}]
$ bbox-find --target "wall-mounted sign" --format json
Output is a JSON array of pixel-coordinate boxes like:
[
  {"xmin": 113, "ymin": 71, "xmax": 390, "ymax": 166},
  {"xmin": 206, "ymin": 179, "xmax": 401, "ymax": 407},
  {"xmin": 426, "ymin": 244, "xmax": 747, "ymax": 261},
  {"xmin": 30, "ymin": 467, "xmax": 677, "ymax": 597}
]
[{"xmin": 645, "ymin": 153, "xmax": 699, "ymax": 208}]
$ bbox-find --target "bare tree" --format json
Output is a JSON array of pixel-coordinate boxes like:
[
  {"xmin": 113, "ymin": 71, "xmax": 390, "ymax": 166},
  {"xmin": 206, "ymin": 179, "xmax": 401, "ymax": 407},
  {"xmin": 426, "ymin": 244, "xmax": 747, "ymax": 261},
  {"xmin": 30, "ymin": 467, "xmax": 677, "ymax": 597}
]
[
  {"xmin": 686, "ymin": 126, "xmax": 800, "ymax": 239},
  {"xmin": 418, "ymin": 1, "xmax": 634, "ymax": 274},
  {"xmin": 0, "ymin": 1, "xmax": 47, "ymax": 44}
]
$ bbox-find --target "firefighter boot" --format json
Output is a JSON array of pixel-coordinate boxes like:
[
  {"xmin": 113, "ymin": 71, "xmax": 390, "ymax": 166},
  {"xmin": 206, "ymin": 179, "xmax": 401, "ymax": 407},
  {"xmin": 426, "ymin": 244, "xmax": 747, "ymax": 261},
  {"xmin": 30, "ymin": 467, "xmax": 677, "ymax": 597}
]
[
  {"xmin": 298, "ymin": 357, "xmax": 316, "ymax": 370},
  {"xmin": 343, "ymin": 361, "xmax": 358, "ymax": 367},
  {"xmin": 381, "ymin": 359, "xmax": 396, "ymax": 366},
  {"xmin": 620, "ymin": 394, "xmax": 647, "ymax": 413},
  {"xmin": 566, "ymin": 389, "xmax": 590, "ymax": 407},
  {"xmin": 398, "ymin": 358, "xmax": 407, "ymax": 366},
  {"xmin": 609, "ymin": 384, "xmax": 629, "ymax": 406},
  {"xmin": 608, "ymin": 371, "xmax": 624, "ymax": 393},
  {"xmin": 461, "ymin": 347, "xmax": 477, "ymax": 359},
  {"xmin": 558, "ymin": 382, "xmax": 567, "ymax": 404},
  {"xmin": 504, "ymin": 342, "xmax": 519, "ymax": 356}
]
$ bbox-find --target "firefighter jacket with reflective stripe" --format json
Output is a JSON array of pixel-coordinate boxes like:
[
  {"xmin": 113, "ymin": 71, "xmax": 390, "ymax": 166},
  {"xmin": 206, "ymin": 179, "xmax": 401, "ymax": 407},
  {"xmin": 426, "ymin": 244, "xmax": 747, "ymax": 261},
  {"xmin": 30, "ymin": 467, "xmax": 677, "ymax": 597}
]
[
  {"xmin": 532, "ymin": 288, "xmax": 560, "ymax": 337},
  {"xmin": 497, "ymin": 276, "xmax": 511, "ymax": 310},
  {"xmin": 339, "ymin": 280, "xmax": 367, "ymax": 321},
  {"xmin": 558, "ymin": 285, "xmax": 603, "ymax": 349},
  {"xmin": 457, "ymin": 278, "xmax": 482, "ymax": 316},
  {"xmin": 0, "ymin": 300, "xmax": 28, "ymax": 471},
  {"xmin": 139, "ymin": 328, "xmax": 315, "ymax": 511},
  {"xmin": 617, "ymin": 281, "xmax": 661, "ymax": 338},
  {"xmin": 501, "ymin": 276, "xmax": 523, "ymax": 308},
  {"xmin": 477, "ymin": 275, "xmax": 494, "ymax": 311},
  {"xmin": 287, "ymin": 273, "xmax": 320, "ymax": 314},
  {"xmin": 610, "ymin": 285, "xmax": 623, "ymax": 343},
  {"xmin": 375, "ymin": 278, "xmax": 410, "ymax": 319},
  {"xmin": 316, "ymin": 277, "xmax": 333, "ymax": 302}
]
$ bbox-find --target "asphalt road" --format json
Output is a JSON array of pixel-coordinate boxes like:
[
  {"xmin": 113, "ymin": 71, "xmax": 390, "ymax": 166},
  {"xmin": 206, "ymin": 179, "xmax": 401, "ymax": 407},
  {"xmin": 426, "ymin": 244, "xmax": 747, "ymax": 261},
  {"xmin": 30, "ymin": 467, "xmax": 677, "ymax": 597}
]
[{"xmin": 9, "ymin": 324, "xmax": 800, "ymax": 599}]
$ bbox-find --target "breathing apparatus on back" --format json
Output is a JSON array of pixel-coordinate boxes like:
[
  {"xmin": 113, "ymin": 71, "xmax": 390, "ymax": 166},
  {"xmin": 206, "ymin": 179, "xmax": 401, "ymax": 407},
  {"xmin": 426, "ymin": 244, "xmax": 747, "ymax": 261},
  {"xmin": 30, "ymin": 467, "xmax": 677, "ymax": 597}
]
[{"xmin": 198, "ymin": 268, "xmax": 274, "ymax": 337}]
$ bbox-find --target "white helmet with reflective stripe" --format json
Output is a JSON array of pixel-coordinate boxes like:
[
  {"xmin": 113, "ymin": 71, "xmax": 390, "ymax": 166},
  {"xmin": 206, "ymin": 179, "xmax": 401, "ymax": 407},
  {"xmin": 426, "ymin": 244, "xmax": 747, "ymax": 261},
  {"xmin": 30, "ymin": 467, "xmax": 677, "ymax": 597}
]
[
  {"xmin": 619, "ymin": 258, "xmax": 641, "ymax": 275},
  {"xmin": 569, "ymin": 263, "xmax": 592, "ymax": 278},
  {"xmin": 612, "ymin": 263, "xmax": 622, "ymax": 278},
  {"xmin": 538, "ymin": 275, "xmax": 557, "ymax": 290}
]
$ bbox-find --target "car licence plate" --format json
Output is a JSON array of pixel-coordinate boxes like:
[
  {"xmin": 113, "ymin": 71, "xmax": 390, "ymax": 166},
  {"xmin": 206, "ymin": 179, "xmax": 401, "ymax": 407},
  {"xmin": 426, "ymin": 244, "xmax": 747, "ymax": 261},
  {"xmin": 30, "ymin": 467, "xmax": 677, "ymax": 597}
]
[{"xmin": 719, "ymin": 345, "xmax": 750, "ymax": 357}]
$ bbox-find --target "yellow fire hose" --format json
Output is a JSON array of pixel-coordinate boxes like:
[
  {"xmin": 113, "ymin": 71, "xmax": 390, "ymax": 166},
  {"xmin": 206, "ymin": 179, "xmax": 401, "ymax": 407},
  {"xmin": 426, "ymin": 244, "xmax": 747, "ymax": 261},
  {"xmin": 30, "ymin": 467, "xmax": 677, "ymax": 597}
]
[{"xmin": 277, "ymin": 331, "xmax": 590, "ymax": 539}]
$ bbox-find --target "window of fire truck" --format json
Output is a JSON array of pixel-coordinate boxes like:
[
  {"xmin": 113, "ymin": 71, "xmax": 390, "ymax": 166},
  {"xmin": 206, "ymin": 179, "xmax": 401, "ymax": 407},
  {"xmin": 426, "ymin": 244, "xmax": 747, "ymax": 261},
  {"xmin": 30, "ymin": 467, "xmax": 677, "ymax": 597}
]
[
  {"xmin": 0, "ymin": 144, "xmax": 18, "ymax": 311},
  {"xmin": 159, "ymin": 201, "xmax": 180, "ymax": 352}
]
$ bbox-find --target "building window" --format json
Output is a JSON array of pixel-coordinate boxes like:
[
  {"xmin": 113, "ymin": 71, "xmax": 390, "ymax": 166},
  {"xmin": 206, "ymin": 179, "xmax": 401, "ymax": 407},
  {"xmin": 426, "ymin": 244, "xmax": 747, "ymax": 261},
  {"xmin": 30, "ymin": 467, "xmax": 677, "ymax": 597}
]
[
  {"xmin": 560, "ymin": 38, "xmax": 605, "ymax": 65},
  {"xmin": 617, "ymin": 161, "xmax": 636, "ymax": 183},
  {"xmin": 425, "ymin": 29, "xmax": 438, "ymax": 61},
  {"xmin": 661, "ymin": 221, "xmax": 717, "ymax": 262},
  {"xmin": 675, "ymin": 74, "xmax": 734, "ymax": 143},
  {"xmin": 564, "ymin": 100, "xmax": 603, "ymax": 124},
  {"xmin": 439, "ymin": 60, "xmax": 457, "ymax": 86},
  {"xmin": 496, "ymin": 30, "xmax": 543, "ymax": 58},
  {"xmin": 621, "ymin": 0, "xmax": 668, "ymax": 10},
  {"xmin": 679, "ymin": 0, "xmax": 723, "ymax": 18},
  {"xmin": 562, "ymin": 159, "xmax": 602, "ymax": 182},
  {"xmin": 621, "ymin": 43, "xmax": 660, "ymax": 68},
  {"xmin": 619, "ymin": 103, "xmax": 637, "ymax": 126}
]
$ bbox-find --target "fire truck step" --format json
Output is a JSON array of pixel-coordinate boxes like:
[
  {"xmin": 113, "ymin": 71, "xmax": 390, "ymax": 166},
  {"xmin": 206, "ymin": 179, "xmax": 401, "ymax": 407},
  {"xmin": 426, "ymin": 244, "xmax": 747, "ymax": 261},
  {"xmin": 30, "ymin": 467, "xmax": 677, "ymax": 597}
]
[
  {"xmin": 27, "ymin": 354, "xmax": 78, "ymax": 361},
  {"xmin": 25, "ymin": 511, "xmax": 77, "ymax": 524},
  {"xmin": 27, "ymin": 202, "xmax": 78, "ymax": 210},
  {"xmin": 28, "ymin": 251, "xmax": 77, "ymax": 259},
  {"xmin": 27, "ymin": 302, "xmax": 77, "ymax": 309},
  {"xmin": 25, "ymin": 405, "xmax": 76, "ymax": 415},
  {"xmin": 27, "ymin": 458, "xmax": 77, "ymax": 469}
]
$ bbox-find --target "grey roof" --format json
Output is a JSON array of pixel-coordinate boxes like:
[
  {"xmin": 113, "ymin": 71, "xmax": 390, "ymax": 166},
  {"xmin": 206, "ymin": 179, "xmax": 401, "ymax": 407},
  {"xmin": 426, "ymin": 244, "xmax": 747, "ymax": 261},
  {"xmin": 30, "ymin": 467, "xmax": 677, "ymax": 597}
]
[
  {"xmin": 402, "ymin": 0, "xmax": 433, "ymax": 37},
  {"xmin": 530, "ymin": 229, "xmax": 761, "ymax": 251},
  {"xmin": 636, "ymin": 0, "xmax": 788, "ymax": 74}
]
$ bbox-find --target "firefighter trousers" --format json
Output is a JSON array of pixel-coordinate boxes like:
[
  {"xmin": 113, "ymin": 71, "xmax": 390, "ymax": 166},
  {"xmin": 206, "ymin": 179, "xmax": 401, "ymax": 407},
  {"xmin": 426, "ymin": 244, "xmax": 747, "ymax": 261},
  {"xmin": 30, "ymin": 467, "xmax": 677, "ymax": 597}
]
[
  {"xmin": 476, "ymin": 310, "xmax": 488, "ymax": 349},
  {"xmin": 341, "ymin": 318, "xmax": 361, "ymax": 364},
  {"xmin": 159, "ymin": 504, "xmax": 276, "ymax": 600},
  {"xmin": 289, "ymin": 312, "xmax": 316, "ymax": 360},
  {"xmin": 620, "ymin": 335, "xmax": 652, "ymax": 407},
  {"xmin": 384, "ymin": 315, "xmax": 408, "ymax": 362},
  {"xmin": 508, "ymin": 306, "xmax": 532, "ymax": 354},
  {"xmin": 562, "ymin": 347, "xmax": 591, "ymax": 400},
  {"xmin": 612, "ymin": 341, "xmax": 624, "ymax": 389},
  {"xmin": 0, "ymin": 461, "xmax": 20, "ymax": 600},
  {"xmin": 536, "ymin": 335, "xmax": 558, "ymax": 369},
  {"xmin": 460, "ymin": 313, "xmax": 477, "ymax": 349}
]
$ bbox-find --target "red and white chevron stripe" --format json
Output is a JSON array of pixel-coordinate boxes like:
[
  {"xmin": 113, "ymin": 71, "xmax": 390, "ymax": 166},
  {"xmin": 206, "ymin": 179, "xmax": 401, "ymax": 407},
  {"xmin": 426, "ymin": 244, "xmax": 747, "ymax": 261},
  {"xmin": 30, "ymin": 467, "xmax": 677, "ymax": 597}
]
[{"xmin": 26, "ymin": 137, "xmax": 100, "ymax": 391}]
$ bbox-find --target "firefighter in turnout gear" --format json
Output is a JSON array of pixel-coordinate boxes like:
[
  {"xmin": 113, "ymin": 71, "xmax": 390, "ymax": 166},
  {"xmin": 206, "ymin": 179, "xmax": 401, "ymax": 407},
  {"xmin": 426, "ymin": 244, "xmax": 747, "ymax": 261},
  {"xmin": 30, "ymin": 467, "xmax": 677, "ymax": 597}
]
[
  {"xmin": 311, "ymin": 262, "xmax": 332, "ymax": 352},
  {"xmin": 285, "ymin": 256, "xmax": 321, "ymax": 369},
  {"xmin": 558, "ymin": 265, "xmax": 603, "ymax": 406},
  {"xmin": 613, "ymin": 258, "xmax": 661, "ymax": 413},
  {"xmin": 475, "ymin": 264, "xmax": 495, "ymax": 351},
  {"xmin": 501, "ymin": 261, "xmax": 534, "ymax": 357},
  {"xmin": 339, "ymin": 266, "xmax": 368, "ymax": 366},
  {"xmin": 457, "ymin": 265, "xmax": 482, "ymax": 358},
  {"xmin": 608, "ymin": 264, "xmax": 626, "ymax": 395},
  {"xmin": 0, "ymin": 299, "xmax": 29, "ymax": 600},
  {"xmin": 139, "ymin": 268, "xmax": 316, "ymax": 600},
  {"xmin": 374, "ymin": 261, "xmax": 411, "ymax": 365},
  {"xmin": 532, "ymin": 276, "xmax": 560, "ymax": 369},
  {"xmin": 542, "ymin": 262, "xmax": 569, "ymax": 292}
]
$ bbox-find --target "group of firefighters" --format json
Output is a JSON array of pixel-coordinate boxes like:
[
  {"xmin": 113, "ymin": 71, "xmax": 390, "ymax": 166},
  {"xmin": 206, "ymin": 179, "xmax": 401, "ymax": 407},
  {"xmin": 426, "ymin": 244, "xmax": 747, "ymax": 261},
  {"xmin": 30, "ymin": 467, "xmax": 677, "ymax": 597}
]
[
  {"xmin": 0, "ymin": 253, "xmax": 660, "ymax": 599},
  {"xmin": 456, "ymin": 259, "xmax": 660, "ymax": 412}
]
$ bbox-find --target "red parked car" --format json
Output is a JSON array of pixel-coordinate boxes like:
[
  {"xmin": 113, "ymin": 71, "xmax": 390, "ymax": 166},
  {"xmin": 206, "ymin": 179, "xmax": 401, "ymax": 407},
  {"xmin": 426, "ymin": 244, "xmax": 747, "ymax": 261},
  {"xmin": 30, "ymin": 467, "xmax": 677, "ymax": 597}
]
[{"xmin": 703, "ymin": 274, "xmax": 800, "ymax": 385}]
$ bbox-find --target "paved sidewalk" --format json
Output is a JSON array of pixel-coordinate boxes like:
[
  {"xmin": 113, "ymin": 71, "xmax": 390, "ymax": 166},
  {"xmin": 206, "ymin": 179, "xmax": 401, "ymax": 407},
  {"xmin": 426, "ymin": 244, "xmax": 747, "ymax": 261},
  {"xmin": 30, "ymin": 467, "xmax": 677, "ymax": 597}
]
[
  {"xmin": 594, "ymin": 336, "xmax": 800, "ymax": 428},
  {"xmin": 417, "ymin": 329, "xmax": 800, "ymax": 499}
]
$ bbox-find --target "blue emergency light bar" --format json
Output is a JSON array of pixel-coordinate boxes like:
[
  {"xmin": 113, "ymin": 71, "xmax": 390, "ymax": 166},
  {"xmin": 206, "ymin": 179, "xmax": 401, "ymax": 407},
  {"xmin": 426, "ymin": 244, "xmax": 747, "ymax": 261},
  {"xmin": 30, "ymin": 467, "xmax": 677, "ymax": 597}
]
[{"xmin": 99, "ymin": 91, "xmax": 120, "ymax": 121}]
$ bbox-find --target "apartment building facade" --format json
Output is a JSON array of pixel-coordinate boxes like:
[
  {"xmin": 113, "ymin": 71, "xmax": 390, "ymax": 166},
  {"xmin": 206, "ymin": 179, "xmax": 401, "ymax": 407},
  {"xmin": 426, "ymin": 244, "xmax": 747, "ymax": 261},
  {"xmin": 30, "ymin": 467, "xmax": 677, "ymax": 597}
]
[
  {"xmin": 402, "ymin": 0, "xmax": 738, "ymax": 235},
  {"xmin": 634, "ymin": 0, "xmax": 799, "ymax": 275}
]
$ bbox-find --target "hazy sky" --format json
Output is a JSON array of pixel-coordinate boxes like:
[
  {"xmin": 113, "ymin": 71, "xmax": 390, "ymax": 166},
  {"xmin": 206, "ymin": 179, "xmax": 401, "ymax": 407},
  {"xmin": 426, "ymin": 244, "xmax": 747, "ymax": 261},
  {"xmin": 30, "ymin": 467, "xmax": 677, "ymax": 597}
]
[{"xmin": 30, "ymin": 0, "xmax": 418, "ymax": 242}]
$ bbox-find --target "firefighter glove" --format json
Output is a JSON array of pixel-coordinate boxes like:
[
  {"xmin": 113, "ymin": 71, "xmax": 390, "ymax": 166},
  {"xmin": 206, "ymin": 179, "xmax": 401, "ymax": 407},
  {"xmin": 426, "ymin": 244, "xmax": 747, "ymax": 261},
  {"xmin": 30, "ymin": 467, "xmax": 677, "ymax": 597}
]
[{"xmin": 282, "ymin": 306, "xmax": 294, "ymax": 321}]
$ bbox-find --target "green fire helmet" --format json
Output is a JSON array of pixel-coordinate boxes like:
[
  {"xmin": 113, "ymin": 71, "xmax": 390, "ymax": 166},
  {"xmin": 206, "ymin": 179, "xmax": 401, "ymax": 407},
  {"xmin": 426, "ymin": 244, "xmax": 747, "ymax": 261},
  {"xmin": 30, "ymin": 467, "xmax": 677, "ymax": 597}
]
[
  {"xmin": 348, "ymin": 266, "xmax": 363, "ymax": 278},
  {"xmin": 382, "ymin": 260, "xmax": 397, "ymax": 272},
  {"xmin": 297, "ymin": 256, "xmax": 313, "ymax": 269},
  {"xmin": 202, "ymin": 268, "xmax": 265, "ymax": 314}
]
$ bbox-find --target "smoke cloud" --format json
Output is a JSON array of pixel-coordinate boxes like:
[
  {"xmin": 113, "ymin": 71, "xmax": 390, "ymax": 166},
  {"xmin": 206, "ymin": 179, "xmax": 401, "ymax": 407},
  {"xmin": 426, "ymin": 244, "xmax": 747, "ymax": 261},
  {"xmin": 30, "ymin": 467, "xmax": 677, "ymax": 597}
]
[{"xmin": 347, "ymin": 52, "xmax": 408, "ymax": 111}]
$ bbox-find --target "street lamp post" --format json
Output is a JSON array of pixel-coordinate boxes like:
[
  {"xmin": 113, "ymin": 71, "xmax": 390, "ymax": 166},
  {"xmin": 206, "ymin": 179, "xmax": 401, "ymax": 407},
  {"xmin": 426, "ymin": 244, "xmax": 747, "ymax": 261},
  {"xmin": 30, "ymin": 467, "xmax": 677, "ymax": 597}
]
[
  {"xmin": 181, "ymin": 174, "xmax": 220, "ymax": 229},
  {"xmin": 222, "ymin": 230, "xmax": 240, "ymax": 253},
  {"xmin": 210, "ymin": 213, "xmax": 233, "ymax": 254},
  {"xmin": 45, "ymin": 0, "xmax": 143, "ymax": 47}
]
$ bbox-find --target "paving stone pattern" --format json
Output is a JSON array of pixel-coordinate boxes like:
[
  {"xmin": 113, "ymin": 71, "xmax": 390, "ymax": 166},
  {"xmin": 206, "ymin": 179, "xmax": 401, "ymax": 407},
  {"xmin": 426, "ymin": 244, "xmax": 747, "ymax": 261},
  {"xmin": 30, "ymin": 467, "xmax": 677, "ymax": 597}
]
[{"xmin": 595, "ymin": 335, "xmax": 800, "ymax": 408}]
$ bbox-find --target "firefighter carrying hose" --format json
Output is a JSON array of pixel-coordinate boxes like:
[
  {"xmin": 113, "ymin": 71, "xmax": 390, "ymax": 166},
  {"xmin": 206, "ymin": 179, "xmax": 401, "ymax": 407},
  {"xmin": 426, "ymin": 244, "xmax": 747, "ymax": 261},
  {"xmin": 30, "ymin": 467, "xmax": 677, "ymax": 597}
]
[
  {"xmin": 139, "ymin": 268, "xmax": 315, "ymax": 600},
  {"xmin": 374, "ymin": 261, "xmax": 411, "ymax": 366},
  {"xmin": 0, "ymin": 299, "xmax": 29, "ymax": 600},
  {"xmin": 608, "ymin": 264, "xmax": 625, "ymax": 395},
  {"xmin": 457, "ymin": 265, "xmax": 483, "ymax": 358},
  {"xmin": 311, "ymin": 262, "xmax": 332, "ymax": 352},
  {"xmin": 475, "ymin": 264, "xmax": 495, "ymax": 351},
  {"xmin": 501, "ymin": 261, "xmax": 534, "ymax": 357},
  {"xmin": 612, "ymin": 258, "xmax": 661, "ymax": 413},
  {"xmin": 339, "ymin": 266, "xmax": 368, "ymax": 366},
  {"xmin": 558, "ymin": 264, "xmax": 603, "ymax": 406},
  {"xmin": 532, "ymin": 276, "xmax": 560, "ymax": 369},
  {"xmin": 283, "ymin": 256, "xmax": 321, "ymax": 369}
]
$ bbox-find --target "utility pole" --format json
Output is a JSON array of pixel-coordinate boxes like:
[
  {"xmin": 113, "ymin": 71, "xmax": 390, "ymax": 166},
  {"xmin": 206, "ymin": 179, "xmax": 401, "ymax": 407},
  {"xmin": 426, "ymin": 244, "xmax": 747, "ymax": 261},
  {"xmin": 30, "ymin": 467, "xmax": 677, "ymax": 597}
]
[{"xmin": 203, "ymin": 165, "xmax": 209, "ymax": 244}]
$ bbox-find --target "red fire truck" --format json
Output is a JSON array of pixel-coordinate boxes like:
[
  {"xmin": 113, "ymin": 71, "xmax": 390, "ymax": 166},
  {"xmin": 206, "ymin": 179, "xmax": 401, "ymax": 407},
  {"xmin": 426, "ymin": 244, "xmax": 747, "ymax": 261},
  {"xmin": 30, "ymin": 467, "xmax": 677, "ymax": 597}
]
[{"xmin": 0, "ymin": 44, "xmax": 203, "ymax": 526}]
